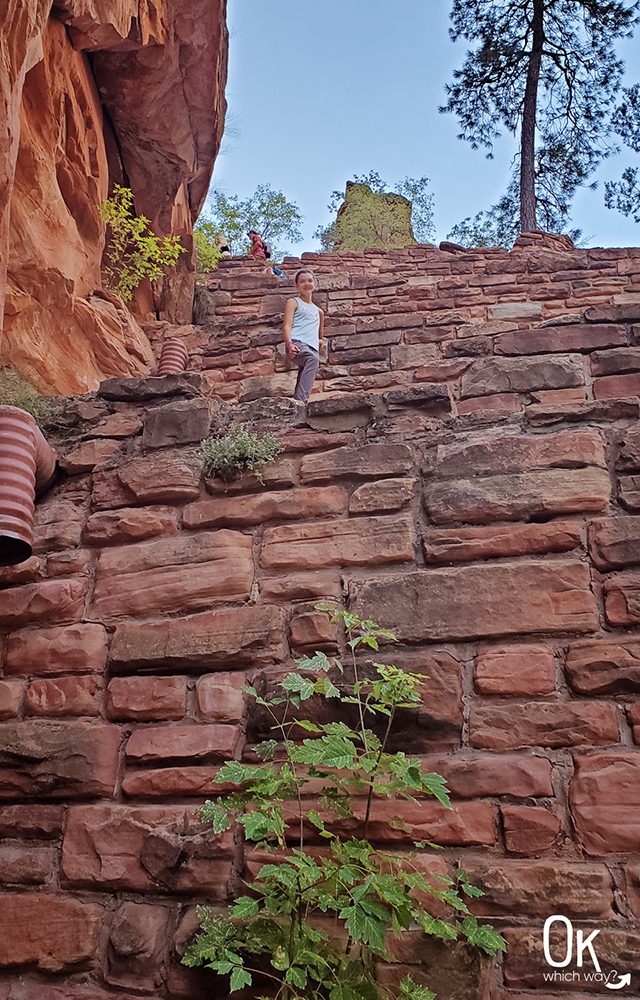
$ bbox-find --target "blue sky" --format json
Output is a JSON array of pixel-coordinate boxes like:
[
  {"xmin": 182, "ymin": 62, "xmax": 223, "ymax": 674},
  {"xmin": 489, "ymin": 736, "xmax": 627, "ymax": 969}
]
[{"xmin": 208, "ymin": 0, "xmax": 640, "ymax": 252}]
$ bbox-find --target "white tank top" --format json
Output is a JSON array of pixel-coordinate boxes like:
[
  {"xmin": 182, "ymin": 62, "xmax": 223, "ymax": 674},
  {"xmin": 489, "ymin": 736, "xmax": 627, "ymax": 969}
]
[{"xmin": 290, "ymin": 297, "xmax": 320, "ymax": 350}]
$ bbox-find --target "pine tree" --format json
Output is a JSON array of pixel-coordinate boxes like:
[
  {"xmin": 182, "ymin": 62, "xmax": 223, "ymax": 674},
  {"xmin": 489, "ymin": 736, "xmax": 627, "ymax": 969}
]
[
  {"xmin": 441, "ymin": 0, "xmax": 638, "ymax": 234},
  {"xmin": 606, "ymin": 83, "xmax": 640, "ymax": 222}
]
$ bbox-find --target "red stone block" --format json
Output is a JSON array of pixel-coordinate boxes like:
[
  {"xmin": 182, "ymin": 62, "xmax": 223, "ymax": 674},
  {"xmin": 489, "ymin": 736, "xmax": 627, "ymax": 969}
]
[
  {"xmin": 183, "ymin": 486, "xmax": 346, "ymax": 528},
  {"xmin": 628, "ymin": 702, "xmax": 640, "ymax": 744},
  {"xmin": 107, "ymin": 901, "xmax": 169, "ymax": 990},
  {"xmin": 107, "ymin": 676, "xmax": 188, "ymax": 721},
  {"xmin": 349, "ymin": 478, "xmax": 414, "ymax": 514},
  {"xmin": 45, "ymin": 549, "xmax": 92, "ymax": 577},
  {"xmin": 470, "ymin": 702, "xmax": 618, "ymax": 750},
  {"xmin": 25, "ymin": 676, "xmax": 99, "ymax": 717},
  {"xmin": 0, "ymin": 893, "xmax": 103, "ymax": 970},
  {"xmin": 92, "ymin": 452, "xmax": 200, "ymax": 510},
  {"xmin": 92, "ymin": 529, "xmax": 254, "ymax": 619},
  {"xmin": 125, "ymin": 724, "xmax": 241, "ymax": 762},
  {"xmin": 423, "ymin": 521, "xmax": 581, "ymax": 564},
  {"xmin": 196, "ymin": 672, "xmax": 246, "ymax": 723},
  {"xmin": 59, "ymin": 438, "xmax": 121, "ymax": 474},
  {"xmin": 0, "ymin": 578, "xmax": 87, "ymax": 628},
  {"xmin": 494, "ymin": 324, "xmax": 626, "ymax": 355},
  {"xmin": 0, "ymin": 557, "xmax": 42, "ymax": 586},
  {"xmin": 0, "ymin": 721, "xmax": 119, "ymax": 799},
  {"xmin": 353, "ymin": 562, "xmax": 598, "ymax": 642},
  {"xmin": 0, "ymin": 804, "xmax": 63, "ymax": 839},
  {"xmin": 589, "ymin": 516, "xmax": 640, "ymax": 570},
  {"xmin": 605, "ymin": 573, "xmax": 640, "ymax": 626},
  {"xmin": 0, "ymin": 844, "xmax": 57, "ymax": 885},
  {"xmin": 4, "ymin": 623, "xmax": 108, "ymax": 677},
  {"xmin": 528, "ymin": 386, "xmax": 588, "ymax": 406},
  {"xmin": 475, "ymin": 645, "xmax": 556, "ymax": 695},
  {"xmin": 461, "ymin": 354, "xmax": 584, "ymax": 398},
  {"xmin": 594, "ymin": 371, "xmax": 640, "ymax": 399},
  {"xmin": 83, "ymin": 505, "xmax": 180, "ymax": 546},
  {"xmin": 566, "ymin": 637, "xmax": 640, "ymax": 694},
  {"xmin": 625, "ymin": 862, "xmax": 640, "ymax": 918},
  {"xmin": 0, "ymin": 680, "xmax": 24, "ymax": 719},
  {"xmin": 456, "ymin": 392, "xmax": 520, "ymax": 415},
  {"xmin": 284, "ymin": 797, "xmax": 495, "ymax": 846},
  {"xmin": 290, "ymin": 610, "xmax": 338, "ymax": 649},
  {"xmin": 122, "ymin": 766, "xmax": 229, "ymax": 798},
  {"xmin": 258, "ymin": 572, "xmax": 343, "ymax": 603},
  {"xmin": 464, "ymin": 860, "xmax": 612, "ymax": 917},
  {"xmin": 502, "ymin": 806, "xmax": 562, "ymax": 853},
  {"xmin": 591, "ymin": 346, "xmax": 640, "ymax": 376},
  {"xmin": 570, "ymin": 753, "xmax": 640, "ymax": 853},
  {"xmin": 109, "ymin": 605, "xmax": 286, "ymax": 672},
  {"xmin": 425, "ymin": 467, "xmax": 610, "ymax": 524},
  {"xmin": 423, "ymin": 753, "xmax": 553, "ymax": 798},
  {"xmin": 61, "ymin": 804, "xmax": 232, "ymax": 895},
  {"xmin": 436, "ymin": 428, "xmax": 605, "ymax": 477},
  {"xmin": 261, "ymin": 515, "xmax": 415, "ymax": 570},
  {"xmin": 300, "ymin": 443, "xmax": 413, "ymax": 483}
]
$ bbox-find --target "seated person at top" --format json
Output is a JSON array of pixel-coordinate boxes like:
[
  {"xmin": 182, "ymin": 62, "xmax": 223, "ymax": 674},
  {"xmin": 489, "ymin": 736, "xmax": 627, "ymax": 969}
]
[
  {"xmin": 248, "ymin": 230, "xmax": 266, "ymax": 258},
  {"xmin": 282, "ymin": 269, "xmax": 324, "ymax": 403}
]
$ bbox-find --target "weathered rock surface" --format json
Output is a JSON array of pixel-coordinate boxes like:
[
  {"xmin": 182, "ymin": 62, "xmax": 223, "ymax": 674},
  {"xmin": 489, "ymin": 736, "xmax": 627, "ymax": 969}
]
[
  {"xmin": 1, "ymin": 0, "xmax": 228, "ymax": 391},
  {"xmin": 91, "ymin": 530, "xmax": 254, "ymax": 618},
  {"xmin": 474, "ymin": 645, "xmax": 556, "ymax": 695},
  {"xmin": 424, "ymin": 467, "xmax": 610, "ymax": 524},
  {"xmin": 423, "ymin": 520, "xmax": 581, "ymax": 563},
  {"xmin": 0, "ymin": 893, "xmax": 103, "ymax": 969},
  {"xmin": 469, "ymin": 702, "xmax": 618, "ymax": 749},
  {"xmin": 262, "ymin": 515, "xmax": 415, "ymax": 569},
  {"xmin": 352, "ymin": 562, "xmax": 598, "ymax": 641},
  {"xmin": 109, "ymin": 605, "xmax": 286, "ymax": 671},
  {"xmin": 570, "ymin": 754, "xmax": 640, "ymax": 853},
  {"xmin": 61, "ymin": 804, "xmax": 232, "ymax": 895},
  {"xmin": 464, "ymin": 861, "xmax": 613, "ymax": 917},
  {"xmin": 4, "ymin": 623, "xmax": 108, "ymax": 676},
  {"xmin": 566, "ymin": 637, "xmax": 640, "ymax": 694},
  {"xmin": 0, "ymin": 721, "xmax": 119, "ymax": 798}
]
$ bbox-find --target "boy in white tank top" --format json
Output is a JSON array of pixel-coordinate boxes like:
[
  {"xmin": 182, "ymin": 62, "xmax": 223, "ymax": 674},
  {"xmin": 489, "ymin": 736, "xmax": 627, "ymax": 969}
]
[{"xmin": 282, "ymin": 269, "xmax": 325, "ymax": 402}]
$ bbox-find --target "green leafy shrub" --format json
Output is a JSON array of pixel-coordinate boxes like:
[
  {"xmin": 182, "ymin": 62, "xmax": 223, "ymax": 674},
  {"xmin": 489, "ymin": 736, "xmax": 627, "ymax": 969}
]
[
  {"xmin": 201, "ymin": 425, "xmax": 284, "ymax": 483},
  {"xmin": 193, "ymin": 218, "xmax": 223, "ymax": 278},
  {"xmin": 0, "ymin": 366, "xmax": 51, "ymax": 427},
  {"xmin": 183, "ymin": 606, "xmax": 505, "ymax": 999},
  {"xmin": 99, "ymin": 185, "xmax": 187, "ymax": 301}
]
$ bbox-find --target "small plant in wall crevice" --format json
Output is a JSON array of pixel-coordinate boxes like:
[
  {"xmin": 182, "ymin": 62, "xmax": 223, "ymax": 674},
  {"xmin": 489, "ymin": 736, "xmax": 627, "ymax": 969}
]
[
  {"xmin": 200, "ymin": 424, "xmax": 284, "ymax": 484},
  {"xmin": 183, "ymin": 605, "xmax": 505, "ymax": 999}
]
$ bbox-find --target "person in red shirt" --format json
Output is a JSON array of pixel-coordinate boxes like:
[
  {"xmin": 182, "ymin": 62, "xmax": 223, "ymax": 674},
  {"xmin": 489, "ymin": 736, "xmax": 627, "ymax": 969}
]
[{"xmin": 248, "ymin": 230, "xmax": 266, "ymax": 258}]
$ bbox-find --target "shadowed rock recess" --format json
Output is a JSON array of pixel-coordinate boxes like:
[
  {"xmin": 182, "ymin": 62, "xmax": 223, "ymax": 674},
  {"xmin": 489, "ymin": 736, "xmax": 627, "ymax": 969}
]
[
  {"xmin": 0, "ymin": 0, "xmax": 228, "ymax": 394},
  {"xmin": 3, "ymin": 238, "xmax": 640, "ymax": 997}
]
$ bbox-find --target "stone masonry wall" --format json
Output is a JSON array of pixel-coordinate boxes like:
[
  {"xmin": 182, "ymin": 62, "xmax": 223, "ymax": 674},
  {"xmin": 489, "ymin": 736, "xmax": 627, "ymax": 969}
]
[{"xmin": 1, "ymin": 240, "xmax": 640, "ymax": 999}]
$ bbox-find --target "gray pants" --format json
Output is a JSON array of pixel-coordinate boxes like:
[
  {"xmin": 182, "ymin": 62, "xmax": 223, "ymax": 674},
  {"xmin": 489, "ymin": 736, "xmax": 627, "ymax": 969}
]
[{"xmin": 292, "ymin": 341, "xmax": 319, "ymax": 402}]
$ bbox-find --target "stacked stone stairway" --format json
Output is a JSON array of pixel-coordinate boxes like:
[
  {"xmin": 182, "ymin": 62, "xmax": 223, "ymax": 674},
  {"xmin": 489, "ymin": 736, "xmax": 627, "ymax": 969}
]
[{"xmin": 1, "ymin": 240, "xmax": 640, "ymax": 998}]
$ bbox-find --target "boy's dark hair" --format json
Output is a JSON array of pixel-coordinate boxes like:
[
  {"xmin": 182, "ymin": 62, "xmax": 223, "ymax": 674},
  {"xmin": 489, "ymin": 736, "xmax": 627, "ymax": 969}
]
[{"xmin": 247, "ymin": 230, "xmax": 258, "ymax": 237}]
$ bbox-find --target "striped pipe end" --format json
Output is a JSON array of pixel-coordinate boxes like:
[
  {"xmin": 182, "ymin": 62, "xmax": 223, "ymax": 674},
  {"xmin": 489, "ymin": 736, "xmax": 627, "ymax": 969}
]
[{"xmin": 158, "ymin": 338, "xmax": 189, "ymax": 375}]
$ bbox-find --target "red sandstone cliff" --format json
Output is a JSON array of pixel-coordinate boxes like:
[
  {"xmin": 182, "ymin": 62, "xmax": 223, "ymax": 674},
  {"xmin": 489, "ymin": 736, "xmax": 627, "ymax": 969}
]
[{"xmin": 0, "ymin": 0, "xmax": 228, "ymax": 394}]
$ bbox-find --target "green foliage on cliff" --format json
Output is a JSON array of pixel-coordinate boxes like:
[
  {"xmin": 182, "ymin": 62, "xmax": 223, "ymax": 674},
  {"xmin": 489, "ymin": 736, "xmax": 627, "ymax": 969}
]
[
  {"xmin": 201, "ymin": 425, "xmax": 284, "ymax": 483},
  {"xmin": 99, "ymin": 185, "xmax": 187, "ymax": 301},
  {"xmin": 183, "ymin": 606, "xmax": 505, "ymax": 1000}
]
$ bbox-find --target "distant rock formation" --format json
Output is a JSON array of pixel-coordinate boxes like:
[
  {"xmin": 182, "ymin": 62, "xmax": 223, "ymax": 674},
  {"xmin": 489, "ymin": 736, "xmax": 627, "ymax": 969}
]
[
  {"xmin": 328, "ymin": 181, "xmax": 416, "ymax": 253},
  {"xmin": 0, "ymin": 0, "xmax": 228, "ymax": 394}
]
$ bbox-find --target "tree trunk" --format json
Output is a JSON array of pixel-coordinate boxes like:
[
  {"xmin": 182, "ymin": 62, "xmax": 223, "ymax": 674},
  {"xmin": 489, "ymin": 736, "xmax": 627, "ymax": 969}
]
[{"xmin": 520, "ymin": 0, "xmax": 544, "ymax": 232}]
